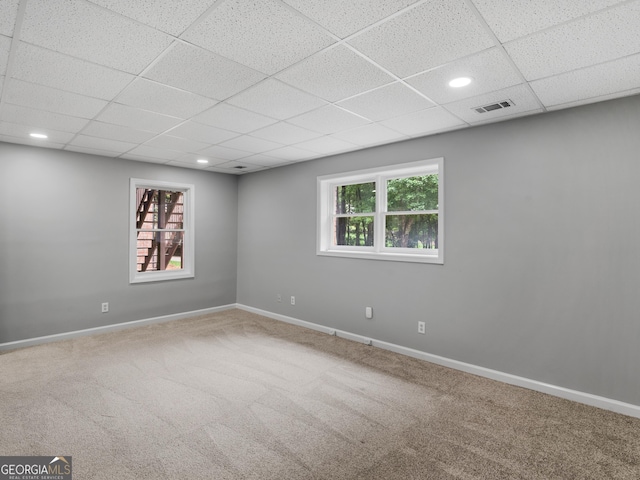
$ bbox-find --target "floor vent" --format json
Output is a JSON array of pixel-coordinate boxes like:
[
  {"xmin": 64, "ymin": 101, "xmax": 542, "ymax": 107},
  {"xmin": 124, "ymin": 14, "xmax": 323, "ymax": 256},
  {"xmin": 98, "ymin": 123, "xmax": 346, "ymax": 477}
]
[{"xmin": 474, "ymin": 99, "xmax": 514, "ymax": 114}]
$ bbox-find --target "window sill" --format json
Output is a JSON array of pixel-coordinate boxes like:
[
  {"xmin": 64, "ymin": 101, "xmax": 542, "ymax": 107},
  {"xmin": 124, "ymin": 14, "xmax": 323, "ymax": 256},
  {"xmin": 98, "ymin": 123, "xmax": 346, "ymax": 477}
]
[
  {"xmin": 129, "ymin": 270, "xmax": 195, "ymax": 284},
  {"xmin": 317, "ymin": 249, "xmax": 443, "ymax": 264}
]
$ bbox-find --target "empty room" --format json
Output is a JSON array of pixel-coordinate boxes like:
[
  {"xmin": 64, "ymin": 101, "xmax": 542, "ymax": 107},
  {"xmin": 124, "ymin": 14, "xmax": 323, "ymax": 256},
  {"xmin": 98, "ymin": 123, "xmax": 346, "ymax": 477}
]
[{"xmin": 1, "ymin": 0, "xmax": 640, "ymax": 479}]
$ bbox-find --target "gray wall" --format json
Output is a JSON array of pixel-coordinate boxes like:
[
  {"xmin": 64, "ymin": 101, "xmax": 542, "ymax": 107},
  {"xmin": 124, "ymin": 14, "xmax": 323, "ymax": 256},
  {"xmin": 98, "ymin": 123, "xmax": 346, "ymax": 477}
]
[
  {"xmin": 0, "ymin": 143, "xmax": 238, "ymax": 343},
  {"xmin": 237, "ymin": 95, "xmax": 640, "ymax": 407}
]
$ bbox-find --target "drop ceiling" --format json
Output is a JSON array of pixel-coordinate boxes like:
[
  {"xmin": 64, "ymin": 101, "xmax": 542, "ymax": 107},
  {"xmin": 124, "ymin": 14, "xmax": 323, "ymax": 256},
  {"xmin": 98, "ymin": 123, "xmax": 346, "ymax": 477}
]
[{"xmin": 1, "ymin": 0, "xmax": 639, "ymax": 174}]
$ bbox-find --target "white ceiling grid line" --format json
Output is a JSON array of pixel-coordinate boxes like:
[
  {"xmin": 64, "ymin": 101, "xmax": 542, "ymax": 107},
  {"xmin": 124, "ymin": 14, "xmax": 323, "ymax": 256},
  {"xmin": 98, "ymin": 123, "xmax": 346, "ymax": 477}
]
[{"xmin": 0, "ymin": 0, "xmax": 638, "ymax": 174}]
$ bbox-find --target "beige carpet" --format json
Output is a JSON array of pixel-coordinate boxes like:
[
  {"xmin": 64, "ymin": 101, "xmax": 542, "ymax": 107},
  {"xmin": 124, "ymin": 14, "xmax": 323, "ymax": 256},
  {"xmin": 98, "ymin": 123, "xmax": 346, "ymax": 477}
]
[{"xmin": 1, "ymin": 309, "xmax": 639, "ymax": 479}]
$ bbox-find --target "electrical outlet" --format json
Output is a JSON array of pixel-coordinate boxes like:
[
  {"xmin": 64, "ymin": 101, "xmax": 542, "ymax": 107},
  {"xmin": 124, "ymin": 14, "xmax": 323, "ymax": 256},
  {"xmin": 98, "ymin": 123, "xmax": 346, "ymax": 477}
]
[
  {"xmin": 290, "ymin": 296, "xmax": 296, "ymax": 306},
  {"xmin": 365, "ymin": 306, "xmax": 373, "ymax": 319},
  {"xmin": 418, "ymin": 321, "xmax": 425, "ymax": 334},
  {"xmin": 277, "ymin": 294, "xmax": 282, "ymax": 303},
  {"xmin": 101, "ymin": 302, "xmax": 109, "ymax": 313}
]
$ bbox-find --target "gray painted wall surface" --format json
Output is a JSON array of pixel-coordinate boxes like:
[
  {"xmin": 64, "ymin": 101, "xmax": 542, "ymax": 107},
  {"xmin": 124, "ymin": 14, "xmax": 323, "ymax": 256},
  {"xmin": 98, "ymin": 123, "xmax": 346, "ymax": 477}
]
[
  {"xmin": 237, "ymin": 95, "xmax": 640, "ymax": 406},
  {"xmin": 0, "ymin": 143, "xmax": 238, "ymax": 343}
]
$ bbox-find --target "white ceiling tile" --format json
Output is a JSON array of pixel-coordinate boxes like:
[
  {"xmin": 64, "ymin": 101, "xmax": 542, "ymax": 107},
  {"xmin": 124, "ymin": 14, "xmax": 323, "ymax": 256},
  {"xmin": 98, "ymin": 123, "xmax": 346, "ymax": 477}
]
[
  {"xmin": 287, "ymin": 105, "xmax": 370, "ymax": 134},
  {"xmin": 282, "ymin": 0, "xmax": 420, "ymax": 38},
  {"xmin": 219, "ymin": 135, "xmax": 284, "ymax": 154},
  {"xmin": 143, "ymin": 42, "xmax": 266, "ymax": 100},
  {"xmin": 443, "ymin": 84, "xmax": 541, "ymax": 124},
  {"xmin": 530, "ymin": 54, "xmax": 640, "ymax": 108},
  {"xmin": 239, "ymin": 154, "xmax": 291, "ymax": 167},
  {"xmin": 227, "ymin": 79, "xmax": 327, "ymax": 120},
  {"xmin": 250, "ymin": 122, "xmax": 322, "ymax": 144},
  {"xmin": 294, "ymin": 135, "xmax": 358, "ymax": 154},
  {"xmin": 64, "ymin": 144, "xmax": 121, "ymax": 157},
  {"xmin": 116, "ymin": 78, "xmax": 217, "ymax": 118},
  {"xmin": 0, "ymin": 134, "xmax": 65, "ymax": 150},
  {"xmin": 126, "ymin": 145, "xmax": 183, "ymax": 161},
  {"xmin": 21, "ymin": 0, "xmax": 173, "ymax": 74},
  {"xmin": 406, "ymin": 47, "xmax": 523, "ymax": 104},
  {"xmin": 181, "ymin": 0, "xmax": 334, "ymax": 75},
  {"xmin": 119, "ymin": 153, "xmax": 169, "ymax": 164},
  {"xmin": 337, "ymin": 82, "xmax": 434, "ymax": 121},
  {"xmin": 207, "ymin": 161, "xmax": 265, "ymax": 174},
  {"xmin": 12, "ymin": 42, "xmax": 135, "ymax": 100},
  {"xmin": 174, "ymin": 154, "xmax": 229, "ymax": 167},
  {"xmin": 95, "ymin": 104, "xmax": 183, "ymax": 133},
  {"xmin": 81, "ymin": 121, "xmax": 157, "ymax": 143},
  {"xmin": 348, "ymin": 0, "xmax": 494, "ymax": 78},
  {"xmin": 193, "ymin": 103, "xmax": 277, "ymax": 133},
  {"xmin": 5, "ymin": 79, "xmax": 108, "ymax": 119},
  {"xmin": 256, "ymin": 145, "xmax": 317, "ymax": 161},
  {"xmin": 505, "ymin": 2, "xmax": 640, "ymax": 80},
  {"xmin": 0, "ymin": 121, "xmax": 76, "ymax": 144},
  {"xmin": 0, "ymin": 35, "xmax": 10, "ymax": 75},
  {"xmin": 87, "ymin": 0, "xmax": 215, "ymax": 36},
  {"xmin": 0, "ymin": 104, "xmax": 90, "ymax": 134},
  {"xmin": 69, "ymin": 134, "xmax": 138, "ymax": 153},
  {"xmin": 167, "ymin": 121, "xmax": 239, "ymax": 144},
  {"xmin": 0, "ymin": 0, "xmax": 19, "ymax": 36},
  {"xmin": 380, "ymin": 107, "xmax": 466, "ymax": 136},
  {"xmin": 332, "ymin": 123, "xmax": 409, "ymax": 146},
  {"xmin": 276, "ymin": 45, "xmax": 395, "ymax": 102},
  {"xmin": 472, "ymin": 0, "xmax": 625, "ymax": 43},
  {"xmin": 144, "ymin": 134, "xmax": 210, "ymax": 153},
  {"xmin": 197, "ymin": 144, "xmax": 252, "ymax": 161}
]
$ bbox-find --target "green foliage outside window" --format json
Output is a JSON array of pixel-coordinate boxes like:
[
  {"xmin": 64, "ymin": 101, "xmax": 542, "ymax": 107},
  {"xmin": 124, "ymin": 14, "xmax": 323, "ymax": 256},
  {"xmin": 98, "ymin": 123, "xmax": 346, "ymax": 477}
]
[{"xmin": 386, "ymin": 175, "xmax": 438, "ymax": 249}]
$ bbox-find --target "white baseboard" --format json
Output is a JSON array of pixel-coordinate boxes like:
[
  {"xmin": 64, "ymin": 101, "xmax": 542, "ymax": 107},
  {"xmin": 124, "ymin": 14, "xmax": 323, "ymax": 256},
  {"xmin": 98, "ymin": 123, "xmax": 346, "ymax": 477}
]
[
  {"xmin": 0, "ymin": 304, "xmax": 237, "ymax": 352},
  {"xmin": 237, "ymin": 304, "xmax": 640, "ymax": 419}
]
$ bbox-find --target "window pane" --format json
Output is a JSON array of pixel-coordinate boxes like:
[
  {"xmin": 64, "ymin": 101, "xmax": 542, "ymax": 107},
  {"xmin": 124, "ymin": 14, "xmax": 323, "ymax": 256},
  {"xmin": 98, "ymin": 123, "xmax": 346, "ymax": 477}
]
[
  {"xmin": 335, "ymin": 182, "xmax": 376, "ymax": 214},
  {"xmin": 387, "ymin": 175, "xmax": 438, "ymax": 212},
  {"xmin": 385, "ymin": 214, "xmax": 438, "ymax": 249},
  {"xmin": 136, "ymin": 188, "xmax": 184, "ymax": 230},
  {"xmin": 334, "ymin": 216, "xmax": 374, "ymax": 246},
  {"xmin": 136, "ymin": 231, "xmax": 184, "ymax": 272}
]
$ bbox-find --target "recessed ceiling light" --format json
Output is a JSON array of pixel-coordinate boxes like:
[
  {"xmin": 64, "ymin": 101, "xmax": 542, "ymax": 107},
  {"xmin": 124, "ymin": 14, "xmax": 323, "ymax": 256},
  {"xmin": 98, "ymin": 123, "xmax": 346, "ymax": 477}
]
[
  {"xmin": 29, "ymin": 133, "xmax": 48, "ymax": 139},
  {"xmin": 196, "ymin": 159, "xmax": 209, "ymax": 164},
  {"xmin": 449, "ymin": 77, "xmax": 472, "ymax": 88}
]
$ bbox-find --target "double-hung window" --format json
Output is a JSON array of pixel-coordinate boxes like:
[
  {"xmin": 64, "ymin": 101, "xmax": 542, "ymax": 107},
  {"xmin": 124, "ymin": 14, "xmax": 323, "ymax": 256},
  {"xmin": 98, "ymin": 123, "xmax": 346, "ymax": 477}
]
[
  {"xmin": 317, "ymin": 158, "xmax": 443, "ymax": 264},
  {"xmin": 129, "ymin": 179, "xmax": 195, "ymax": 283}
]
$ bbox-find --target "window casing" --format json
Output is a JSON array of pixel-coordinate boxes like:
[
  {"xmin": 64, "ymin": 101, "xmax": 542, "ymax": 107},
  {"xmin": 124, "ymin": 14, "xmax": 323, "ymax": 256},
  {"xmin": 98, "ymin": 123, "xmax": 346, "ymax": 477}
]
[
  {"xmin": 317, "ymin": 158, "xmax": 443, "ymax": 264},
  {"xmin": 129, "ymin": 179, "xmax": 195, "ymax": 283}
]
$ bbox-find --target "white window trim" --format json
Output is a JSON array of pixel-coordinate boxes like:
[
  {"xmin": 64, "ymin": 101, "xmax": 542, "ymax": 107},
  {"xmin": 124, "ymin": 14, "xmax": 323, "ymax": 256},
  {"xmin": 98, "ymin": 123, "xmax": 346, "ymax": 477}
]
[
  {"xmin": 317, "ymin": 158, "xmax": 444, "ymax": 264},
  {"xmin": 129, "ymin": 178, "xmax": 195, "ymax": 283}
]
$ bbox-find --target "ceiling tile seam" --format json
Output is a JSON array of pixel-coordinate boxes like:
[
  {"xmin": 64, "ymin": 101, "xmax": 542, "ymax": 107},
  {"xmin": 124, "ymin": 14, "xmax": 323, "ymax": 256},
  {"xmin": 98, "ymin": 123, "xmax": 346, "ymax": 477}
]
[
  {"xmin": 523, "ymin": 50, "xmax": 640, "ymax": 84},
  {"xmin": 80, "ymin": 0, "xmax": 174, "ymax": 36},
  {"xmin": 544, "ymin": 86, "xmax": 640, "ymax": 110},
  {"xmin": 278, "ymin": 0, "xmax": 431, "ymax": 44},
  {"xmin": 484, "ymin": 0, "xmax": 640, "ymax": 45},
  {"xmin": 463, "ymin": 0, "xmax": 546, "ymax": 113},
  {"xmin": 66, "ymin": 40, "xmax": 206, "ymax": 151},
  {"xmin": 198, "ymin": 0, "xmax": 432, "ymax": 88},
  {"xmin": 0, "ymin": 0, "xmax": 28, "ymax": 111},
  {"xmin": 262, "ymin": 0, "xmax": 431, "ymax": 81},
  {"xmin": 175, "ymin": 0, "xmax": 227, "ymax": 38},
  {"xmin": 339, "ymin": 42, "xmax": 472, "ymax": 129},
  {"xmin": 399, "ymin": 46, "xmax": 497, "ymax": 83}
]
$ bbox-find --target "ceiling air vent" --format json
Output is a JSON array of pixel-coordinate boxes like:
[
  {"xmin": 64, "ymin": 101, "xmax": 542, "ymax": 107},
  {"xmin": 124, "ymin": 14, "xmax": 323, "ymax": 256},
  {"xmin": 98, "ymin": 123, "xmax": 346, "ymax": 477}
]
[
  {"xmin": 234, "ymin": 166, "xmax": 247, "ymax": 169},
  {"xmin": 473, "ymin": 99, "xmax": 514, "ymax": 114}
]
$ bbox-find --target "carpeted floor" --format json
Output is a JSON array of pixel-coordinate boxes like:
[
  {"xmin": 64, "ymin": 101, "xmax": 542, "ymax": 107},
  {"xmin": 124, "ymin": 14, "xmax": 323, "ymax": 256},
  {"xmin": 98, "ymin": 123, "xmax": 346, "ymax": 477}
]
[{"xmin": 1, "ymin": 309, "xmax": 639, "ymax": 479}]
